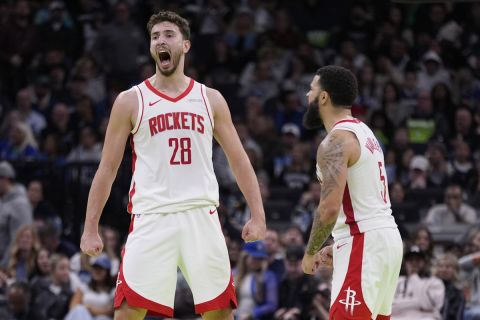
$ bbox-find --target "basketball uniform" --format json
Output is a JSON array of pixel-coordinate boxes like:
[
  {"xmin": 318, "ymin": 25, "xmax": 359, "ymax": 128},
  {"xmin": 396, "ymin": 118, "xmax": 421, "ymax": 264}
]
[
  {"xmin": 316, "ymin": 119, "xmax": 403, "ymax": 320},
  {"xmin": 114, "ymin": 78, "xmax": 237, "ymax": 317}
]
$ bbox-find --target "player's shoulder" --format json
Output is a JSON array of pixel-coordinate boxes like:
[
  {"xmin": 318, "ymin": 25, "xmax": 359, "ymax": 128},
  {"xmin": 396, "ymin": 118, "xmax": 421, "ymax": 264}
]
[
  {"xmin": 203, "ymin": 85, "xmax": 224, "ymax": 103},
  {"xmin": 115, "ymin": 87, "xmax": 138, "ymax": 106}
]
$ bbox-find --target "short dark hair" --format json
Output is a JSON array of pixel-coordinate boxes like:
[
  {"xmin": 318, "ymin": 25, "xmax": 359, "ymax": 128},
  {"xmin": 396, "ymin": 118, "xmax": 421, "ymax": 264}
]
[
  {"xmin": 316, "ymin": 66, "xmax": 358, "ymax": 108},
  {"xmin": 147, "ymin": 11, "xmax": 190, "ymax": 40}
]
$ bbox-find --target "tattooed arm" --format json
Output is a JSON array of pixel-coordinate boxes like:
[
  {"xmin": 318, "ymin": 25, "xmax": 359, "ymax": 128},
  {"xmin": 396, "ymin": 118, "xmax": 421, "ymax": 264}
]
[{"xmin": 302, "ymin": 129, "xmax": 359, "ymax": 274}]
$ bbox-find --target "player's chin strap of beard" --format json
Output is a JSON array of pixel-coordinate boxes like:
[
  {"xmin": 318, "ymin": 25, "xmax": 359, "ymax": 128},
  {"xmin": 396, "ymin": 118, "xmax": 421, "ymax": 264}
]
[{"xmin": 303, "ymin": 98, "xmax": 323, "ymax": 129}]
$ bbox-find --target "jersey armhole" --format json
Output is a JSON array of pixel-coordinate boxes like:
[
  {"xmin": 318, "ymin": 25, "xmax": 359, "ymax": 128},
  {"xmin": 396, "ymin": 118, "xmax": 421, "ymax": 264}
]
[
  {"xmin": 131, "ymin": 85, "xmax": 144, "ymax": 135},
  {"xmin": 331, "ymin": 126, "xmax": 363, "ymax": 168},
  {"xmin": 200, "ymin": 84, "xmax": 214, "ymax": 129}
]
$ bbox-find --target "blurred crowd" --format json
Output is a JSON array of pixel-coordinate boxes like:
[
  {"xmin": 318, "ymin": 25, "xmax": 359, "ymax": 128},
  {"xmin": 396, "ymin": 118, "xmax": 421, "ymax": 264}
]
[{"xmin": 0, "ymin": 0, "xmax": 480, "ymax": 319}]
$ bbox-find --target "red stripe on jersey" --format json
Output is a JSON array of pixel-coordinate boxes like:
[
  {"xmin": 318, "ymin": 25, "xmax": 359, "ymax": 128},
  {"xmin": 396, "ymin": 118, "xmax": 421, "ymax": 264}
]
[
  {"xmin": 343, "ymin": 184, "xmax": 360, "ymax": 235},
  {"xmin": 127, "ymin": 137, "xmax": 137, "ymax": 214},
  {"xmin": 333, "ymin": 118, "xmax": 361, "ymax": 128},
  {"xmin": 132, "ymin": 85, "xmax": 145, "ymax": 135},
  {"xmin": 200, "ymin": 85, "xmax": 213, "ymax": 128},
  {"xmin": 144, "ymin": 78, "xmax": 194, "ymax": 102}
]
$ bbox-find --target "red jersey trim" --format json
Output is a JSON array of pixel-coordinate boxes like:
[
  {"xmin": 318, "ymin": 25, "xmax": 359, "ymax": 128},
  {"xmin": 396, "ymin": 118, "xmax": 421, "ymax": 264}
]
[
  {"xmin": 333, "ymin": 118, "xmax": 361, "ymax": 128},
  {"xmin": 132, "ymin": 86, "xmax": 144, "ymax": 135},
  {"xmin": 200, "ymin": 84, "xmax": 214, "ymax": 129},
  {"xmin": 144, "ymin": 78, "xmax": 194, "ymax": 102},
  {"xmin": 127, "ymin": 137, "xmax": 137, "ymax": 214},
  {"xmin": 343, "ymin": 184, "xmax": 360, "ymax": 235}
]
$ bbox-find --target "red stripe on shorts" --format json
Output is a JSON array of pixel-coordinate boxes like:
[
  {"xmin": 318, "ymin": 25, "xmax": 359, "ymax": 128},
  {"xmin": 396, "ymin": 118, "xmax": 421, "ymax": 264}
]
[
  {"xmin": 195, "ymin": 273, "xmax": 238, "ymax": 314},
  {"xmin": 329, "ymin": 233, "xmax": 371, "ymax": 320}
]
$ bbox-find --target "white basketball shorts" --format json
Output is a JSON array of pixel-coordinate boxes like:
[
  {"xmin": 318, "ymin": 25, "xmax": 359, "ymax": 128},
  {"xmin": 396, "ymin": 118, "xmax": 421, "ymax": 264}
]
[
  {"xmin": 113, "ymin": 206, "xmax": 237, "ymax": 317},
  {"xmin": 329, "ymin": 228, "xmax": 403, "ymax": 320}
]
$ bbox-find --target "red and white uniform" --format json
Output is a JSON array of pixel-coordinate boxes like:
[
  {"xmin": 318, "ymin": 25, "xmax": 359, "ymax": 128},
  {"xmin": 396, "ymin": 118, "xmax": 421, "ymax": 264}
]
[
  {"xmin": 318, "ymin": 119, "xmax": 403, "ymax": 320},
  {"xmin": 114, "ymin": 78, "xmax": 236, "ymax": 317},
  {"xmin": 127, "ymin": 78, "xmax": 218, "ymax": 214}
]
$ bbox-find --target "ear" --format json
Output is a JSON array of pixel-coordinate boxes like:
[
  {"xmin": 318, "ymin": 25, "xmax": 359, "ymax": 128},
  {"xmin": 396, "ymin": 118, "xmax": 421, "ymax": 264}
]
[
  {"xmin": 320, "ymin": 91, "xmax": 329, "ymax": 105},
  {"xmin": 183, "ymin": 40, "xmax": 191, "ymax": 54}
]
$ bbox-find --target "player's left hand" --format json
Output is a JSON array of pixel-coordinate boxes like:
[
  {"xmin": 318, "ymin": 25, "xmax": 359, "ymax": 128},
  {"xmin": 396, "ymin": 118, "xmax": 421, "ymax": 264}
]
[
  {"xmin": 302, "ymin": 253, "xmax": 319, "ymax": 274},
  {"xmin": 242, "ymin": 217, "xmax": 266, "ymax": 242}
]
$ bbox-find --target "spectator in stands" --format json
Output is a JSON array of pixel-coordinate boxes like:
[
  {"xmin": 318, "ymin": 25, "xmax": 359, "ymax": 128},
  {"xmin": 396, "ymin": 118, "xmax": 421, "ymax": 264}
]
[
  {"xmin": 424, "ymin": 184, "xmax": 477, "ymax": 226},
  {"xmin": 410, "ymin": 226, "xmax": 435, "ymax": 262},
  {"xmin": 275, "ymin": 245, "xmax": 317, "ymax": 320},
  {"xmin": 281, "ymin": 225, "xmax": 305, "ymax": 247},
  {"xmin": 2, "ymin": 224, "xmax": 39, "ymax": 281},
  {"xmin": 467, "ymin": 157, "xmax": 480, "ymax": 208},
  {"xmin": 66, "ymin": 126, "xmax": 102, "ymax": 163},
  {"xmin": 30, "ymin": 254, "xmax": 74, "ymax": 320},
  {"xmin": 264, "ymin": 228, "xmax": 285, "ymax": 281},
  {"xmin": 15, "ymin": 88, "xmax": 46, "ymax": 136},
  {"xmin": 37, "ymin": 221, "xmax": 77, "ymax": 258},
  {"xmin": 91, "ymin": 1, "xmax": 146, "ymax": 89},
  {"xmin": 27, "ymin": 180, "xmax": 60, "ymax": 225},
  {"xmin": 0, "ymin": 281, "xmax": 34, "ymax": 320},
  {"xmin": 293, "ymin": 181, "xmax": 321, "ymax": 233},
  {"xmin": 0, "ymin": 0, "xmax": 37, "ymax": 99},
  {"xmin": 451, "ymin": 107, "xmax": 476, "ymax": 149},
  {"xmin": 42, "ymin": 102, "xmax": 75, "ymax": 155},
  {"xmin": 448, "ymin": 140, "xmax": 474, "ymax": 187},
  {"xmin": 38, "ymin": 1, "xmax": 78, "ymax": 58},
  {"xmin": 417, "ymin": 51, "xmax": 450, "ymax": 92},
  {"xmin": 236, "ymin": 241, "xmax": 279, "ymax": 320},
  {"xmin": 425, "ymin": 141, "xmax": 449, "ymax": 188},
  {"xmin": 0, "ymin": 161, "xmax": 32, "ymax": 263},
  {"xmin": 273, "ymin": 123, "xmax": 301, "ymax": 179},
  {"xmin": 100, "ymin": 226, "xmax": 120, "ymax": 277},
  {"xmin": 408, "ymin": 155, "xmax": 429, "ymax": 190},
  {"xmin": 0, "ymin": 121, "xmax": 39, "ymax": 160},
  {"xmin": 278, "ymin": 143, "xmax": 311, "ymax": 190},
  {"xmin": 66, "ymin": 254, "xmax": 115, "ymax": 320},
  {"xmin": 30, "ymin": 247, "xmax": 51, "ymax": 285},
  {"xmin": 458, "ymin": 248, "xmax": 480, "ymax": 319},
  {"xmin": 434, "ymin": 254, "xmax": 465, "ymax": 320},
  {"xmin": 391, "ymin": 246, "xmax": 445, "ymax": 320}
]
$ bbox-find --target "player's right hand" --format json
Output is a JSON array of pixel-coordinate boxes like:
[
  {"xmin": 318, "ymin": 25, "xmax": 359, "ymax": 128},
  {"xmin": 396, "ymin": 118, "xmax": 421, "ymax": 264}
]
[
  {"xmin": 315, "ymin": 245, "xmax": 333, "ymax": 267},
  {"xmin": 80, "ymin": 230, "xmax": 104, "ymax": 257}
]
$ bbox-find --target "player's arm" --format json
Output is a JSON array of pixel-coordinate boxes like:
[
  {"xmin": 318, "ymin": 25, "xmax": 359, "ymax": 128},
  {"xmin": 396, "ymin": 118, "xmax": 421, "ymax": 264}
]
[
  {"xmin": 303, "ymin": 130, "xmax": 359, "ymax": 272},
  {"xmin": 81, "ymin": 90, "xmax": 136, "ymax": 255},
  {"xmin": 207, "ymin": 87, "xmax": 266, "ymax": 241}
]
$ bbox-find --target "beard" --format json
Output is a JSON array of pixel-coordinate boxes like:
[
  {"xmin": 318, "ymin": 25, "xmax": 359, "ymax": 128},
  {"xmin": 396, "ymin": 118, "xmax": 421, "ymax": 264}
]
[
  {"xmin": 303, "ymin": 96, "xmax": 323, "ymax": 129},
  {"xmin": 154, "ymin": 50, "xmax": 182, "ymax": 77}
]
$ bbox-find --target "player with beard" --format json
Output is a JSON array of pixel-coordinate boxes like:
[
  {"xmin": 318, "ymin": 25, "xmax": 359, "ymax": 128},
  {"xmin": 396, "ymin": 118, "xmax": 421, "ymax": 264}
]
[
  {"xmin": 301, "ymin": 66, "xmax": 402, "ymax": 319},
  {"xmin": 80, "ymin": 11, "xmax": 266, "ymax": 320}
]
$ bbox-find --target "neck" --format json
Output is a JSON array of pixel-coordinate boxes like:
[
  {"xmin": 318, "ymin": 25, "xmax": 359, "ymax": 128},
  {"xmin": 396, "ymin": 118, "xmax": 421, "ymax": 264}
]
[
  {"xmin": 151, "ymin": 66, "xmax": 189, "ymax": 92},
  {"xmin": 321, "ymin": 107, "xmax": 354, "ymax": 133}
]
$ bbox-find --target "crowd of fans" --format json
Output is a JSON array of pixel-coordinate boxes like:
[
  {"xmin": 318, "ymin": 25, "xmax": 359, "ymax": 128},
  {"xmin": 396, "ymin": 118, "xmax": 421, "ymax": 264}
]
[{"xmin": 1, "ymin": 0, "xmax": 480, "ymax": 319}]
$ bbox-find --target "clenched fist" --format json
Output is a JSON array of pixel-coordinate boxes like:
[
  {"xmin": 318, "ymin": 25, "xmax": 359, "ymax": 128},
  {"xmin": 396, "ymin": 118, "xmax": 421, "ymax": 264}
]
[{"xmin": 80, "ymin": 230, "xmax": 104, "ymax": 257}]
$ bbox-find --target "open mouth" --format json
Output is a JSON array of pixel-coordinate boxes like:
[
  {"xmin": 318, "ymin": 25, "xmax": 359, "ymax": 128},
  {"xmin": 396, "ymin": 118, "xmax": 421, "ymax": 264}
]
[{"xmin": 158, "ymin": 50, "xmax": 171, "ymax": 67}]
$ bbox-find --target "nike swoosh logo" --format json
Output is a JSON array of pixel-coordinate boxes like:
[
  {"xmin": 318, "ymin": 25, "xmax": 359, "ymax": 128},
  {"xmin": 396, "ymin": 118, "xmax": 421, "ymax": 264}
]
[
  {"xmin": 337, "ymin": 243, "xmax": 348, "ymax": 250},
  {"xmin": 209, "ymin": 209, "xmax": 217, "ymax": 215},
  {"xmin": 148, "ymin": 99, "xmax": 162, "ymax": 106}
]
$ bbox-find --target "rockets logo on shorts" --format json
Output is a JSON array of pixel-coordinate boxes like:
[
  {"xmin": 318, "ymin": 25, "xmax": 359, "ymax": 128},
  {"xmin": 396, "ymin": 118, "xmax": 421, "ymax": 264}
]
[{"xmin": 339, "ymin": 287, "xmax": 361, "ymax": 315}]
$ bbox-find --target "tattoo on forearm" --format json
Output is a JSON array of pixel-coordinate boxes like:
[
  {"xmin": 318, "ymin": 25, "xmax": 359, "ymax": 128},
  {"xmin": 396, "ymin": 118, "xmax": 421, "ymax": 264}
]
[
  {"xmin": 318, "ymin": 135, "xmax": 344, "ymax": 198},
  {"xmin": 306, "ymin": 218, "xmax": 335, "ymax": 255}
]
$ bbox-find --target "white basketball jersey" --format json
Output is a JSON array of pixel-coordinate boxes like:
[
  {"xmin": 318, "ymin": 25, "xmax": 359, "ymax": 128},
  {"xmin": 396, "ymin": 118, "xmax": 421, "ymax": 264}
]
[
  {"xmin": 316, "ymin": 119, "xmax": 397, "ymax": 240},
  {"xmin": 127, "ymin": 78, "xmax": 218, "ymax": 214}
]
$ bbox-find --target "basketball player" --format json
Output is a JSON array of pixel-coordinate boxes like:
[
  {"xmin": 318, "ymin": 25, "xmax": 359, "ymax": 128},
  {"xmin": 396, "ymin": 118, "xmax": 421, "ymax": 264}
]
[
  {"xmin": 80, "ymin": 11, "xmax": 266, "ymax": 320},
  {"xmin": 301, "ymin": 66, "xmax": 403, "ymax": 320}
]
